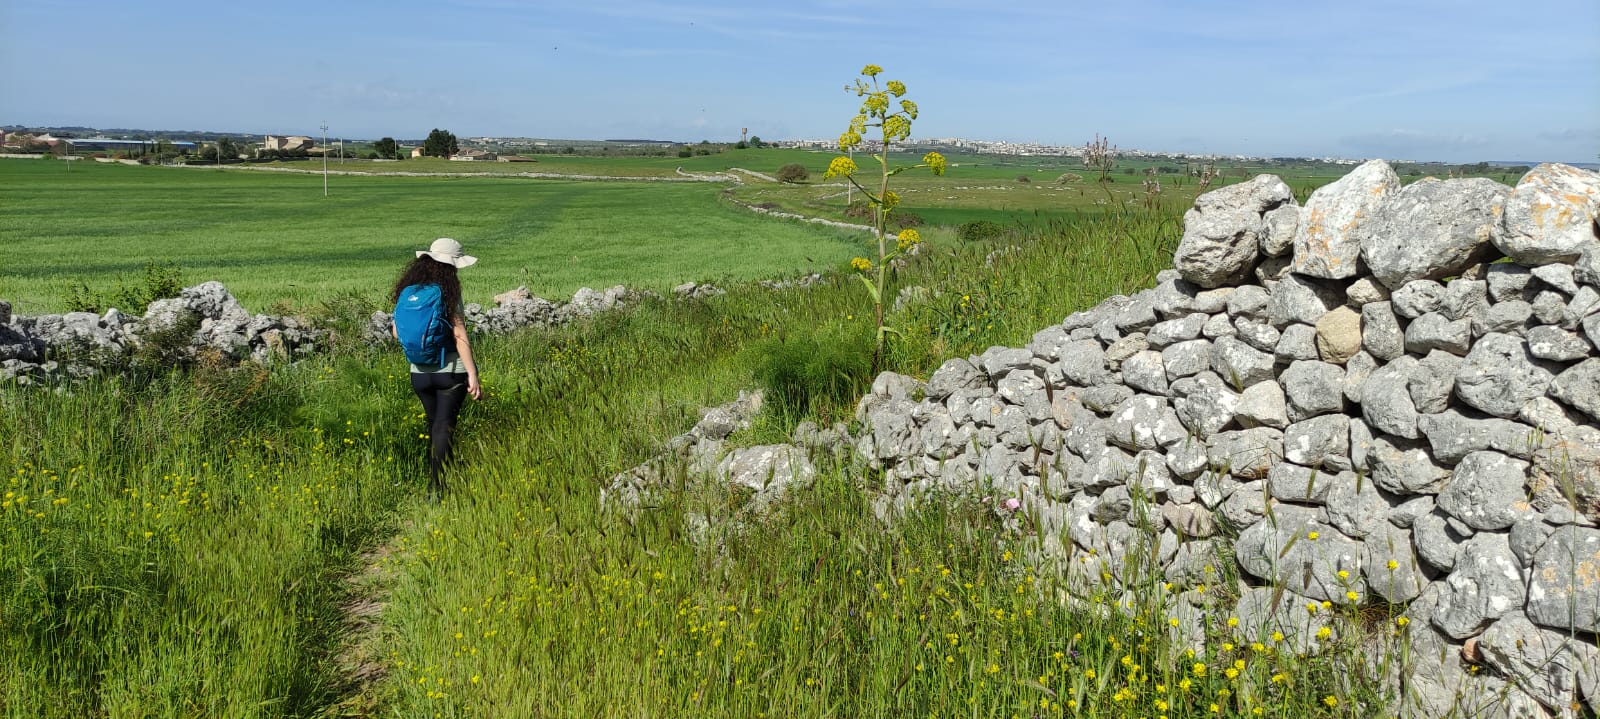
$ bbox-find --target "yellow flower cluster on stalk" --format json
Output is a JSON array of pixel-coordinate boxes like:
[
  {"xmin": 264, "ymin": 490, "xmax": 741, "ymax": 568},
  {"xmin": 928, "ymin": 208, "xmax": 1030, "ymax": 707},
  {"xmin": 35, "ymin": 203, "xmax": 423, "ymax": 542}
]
[{"xmin": 827, "ymin": 63, "xmax": 949, "ymax": 370}]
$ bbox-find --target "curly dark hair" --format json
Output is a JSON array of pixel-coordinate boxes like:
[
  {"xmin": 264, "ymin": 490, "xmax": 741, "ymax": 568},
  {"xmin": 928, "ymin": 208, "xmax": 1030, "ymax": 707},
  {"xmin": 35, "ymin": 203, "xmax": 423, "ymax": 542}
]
[{"xmin": 391, "ymin": 257, "xmax": 463, "ymax": 315}]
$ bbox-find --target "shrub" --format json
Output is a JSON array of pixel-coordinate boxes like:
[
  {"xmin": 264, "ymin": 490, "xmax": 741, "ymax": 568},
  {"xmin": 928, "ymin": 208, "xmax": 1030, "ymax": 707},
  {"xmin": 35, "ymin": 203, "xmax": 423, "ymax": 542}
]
[
  {"xmin": 775, "ymin": 163, "xmax": 809, "ymax": 183},
  {"xmin": 1016, "ymin": 174, "xmax": 1031, "ymax": 183},
  {"xmin": 753, "ymin": 324, "xmax": 874, "ymax": 419},
  {"xmin": 956, "ymin": 220, "xmax": 1007, "ymax": 243},
  {"xmin": 63, "ymin": 261, "xmax": 184, "ymax": 315}
]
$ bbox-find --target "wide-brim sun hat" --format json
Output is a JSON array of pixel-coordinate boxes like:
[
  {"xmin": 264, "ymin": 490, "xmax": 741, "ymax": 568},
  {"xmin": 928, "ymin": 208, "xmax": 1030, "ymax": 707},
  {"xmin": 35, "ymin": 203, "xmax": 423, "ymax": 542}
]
[{"xmin": 417, "ymin": 237, "xmax": 477, "ymax": 268}]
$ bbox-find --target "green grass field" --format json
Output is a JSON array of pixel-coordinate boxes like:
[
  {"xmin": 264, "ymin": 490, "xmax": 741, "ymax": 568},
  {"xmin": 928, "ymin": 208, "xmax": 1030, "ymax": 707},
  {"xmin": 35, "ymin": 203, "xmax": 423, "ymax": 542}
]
[{"xmin": 0, "ymin": 160, "xmax": 867, "ymax": 313}]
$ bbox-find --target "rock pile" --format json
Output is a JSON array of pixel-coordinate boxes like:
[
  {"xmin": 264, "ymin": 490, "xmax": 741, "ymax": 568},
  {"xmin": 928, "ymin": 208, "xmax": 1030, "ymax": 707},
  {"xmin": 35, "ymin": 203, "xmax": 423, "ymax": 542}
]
[
  {"xmin": 0, "ymin": 281, "xmax": 324, "ymax": 383},
  {"xmin": 602, "ymin": 391, "xmax": 823, "ymax": 539}
]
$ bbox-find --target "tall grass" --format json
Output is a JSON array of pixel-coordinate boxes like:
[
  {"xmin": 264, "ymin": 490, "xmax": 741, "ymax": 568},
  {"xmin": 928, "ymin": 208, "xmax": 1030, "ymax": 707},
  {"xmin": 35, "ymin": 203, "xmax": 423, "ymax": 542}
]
[{"xmin": 3, "ymin": 206, "xmax": 1400, "ymax": 717}]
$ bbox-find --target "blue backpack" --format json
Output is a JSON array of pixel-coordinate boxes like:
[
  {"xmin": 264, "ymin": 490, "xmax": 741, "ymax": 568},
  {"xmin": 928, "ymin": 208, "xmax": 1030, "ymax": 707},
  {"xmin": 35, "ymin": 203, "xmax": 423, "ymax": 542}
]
[{"xmin": 394, "ymin": 283, "xmax": 453, "ymax": 365}]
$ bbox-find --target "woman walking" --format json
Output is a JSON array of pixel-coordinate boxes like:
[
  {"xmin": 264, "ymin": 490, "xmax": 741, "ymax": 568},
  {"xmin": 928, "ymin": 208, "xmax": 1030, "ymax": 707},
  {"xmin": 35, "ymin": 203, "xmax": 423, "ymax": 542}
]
[{"xmin": 391, "ymin": 238, "xmax": 482, "ymax": 495}]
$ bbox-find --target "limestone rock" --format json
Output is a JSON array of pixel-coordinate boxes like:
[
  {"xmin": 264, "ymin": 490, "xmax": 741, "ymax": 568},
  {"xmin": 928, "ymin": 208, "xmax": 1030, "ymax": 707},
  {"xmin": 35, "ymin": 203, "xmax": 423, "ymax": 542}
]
[
  {"xmin": 1273, "ymin": 323, "xmax": 1319, "ymax": 362},
  {"xmin": 1281, "ymin": 360, "xmax": 1346, "ymax": 422},
  {"xmin": 1171, "ymin": 371, "xmax": 1241, "ymax": 438},
  {"xmin": 1294, "ymin": 159, "xmax": 1400, "ymax": 279},
  {"xmin": 716, "ymin": 444, "xmax": 816, "ymax": 511},
  {"xmin": 1525, "ymin": 324, "xmax": 1592, "ymax": 362},
  {"xmin": 1326, "ymin": 471, "xmax": 1390, "ymax": 538},
  {"xmin": 1209, "ymin": 336, "xmax": 1276, "ymax": 389},
  {"xmin": 927, "ymin": 358, "xmax": 987, "ymax": 400},
  {"xmin": 1360, "ymin": 177, "xmax": 1508, "ymax": 289},
  {"xmin": 1550, "ymin": 358, "xmax": 1600, "ymax": 421},
  {"xmin": 1416, "ymin": 410, "xmax": 1537, "ymax": 465},
  {"xmin": 1478, "ymin": 611, "xmax": 1599, "ymax": 714},
  {"xmin": 1407, "ymin": 350, "xmax": 1461, "ymax": 415},
  {"xmin": 1231, "ymin": 318, "xmax": 1279, "ymax": 354},
  {"xmin": 1345, "ymin": 276, "xmax": 1391, "ymax": 307},
  {"xmin": 1314, "ymin": 306, "xmax": 1362, "ymax": 364},
  {"xmin": 1266, "ymin": 273, "xmax": 1343, "ymax": 328},
  {"xmin": 1361, "ymin": 522, "xmax": 1427, "ymax": 604},
  {"xmin": 1106, "ymin": 395, "xmax": 1186, "ymax": 452},
  {"xmin": 1493, "ymin": 163, "xmax": 1600, "ymax": 265},
  {"xmin": 1235, "ymin": 504, "xmax": 1365, "ymax": 602},
  {"xmin": 1403, "ymin": 312, "xmax": 1472, "ymax": 356},
  {"xmin": 1432, "ymin": 532, "xmax": 1525, "ymax": 639},
  {"xmin": 1226, "ymin": 285, "xmax": 1271, "ymax": 320},
  {"xmin": 1056, "ymin": 340, "xmax": 1111, "ymax": 386},
  {"xmin": 1471, "ymin": 300, "xmax": 1533, "ymax": 337},
  {"xmin": 1260, "ymin": 203, "xmax": 1300, "ymax": 257},
  {"xmin": 1362, "ymin": 356, "xmax": 1421, "ymax": 439},
  {"xmin": 1235, "ymin": 379, "xmax": 1288, "ymax": 429},
  {"xmin": 1174, "ymin": 207, "xmax": 1265, "ymax": 288},
  {"xmin": 1282, "ymin": 414, "xmax": 1351, "ymax": 470},
  {"xmin": 1437, "ymin": 451, "xmax": 1533, "ymax": 531},
  {"xmin": 1487, "ymin": 263, "xmax": 1536, "ymax": 302},
  {"xmin": 1413, "ymin": 511, "xmax": 1462, "ymax": 571},
  {"xmin": 1206, "ymin": 427, "xmax": 1283, "ymax": 480},
  {"xmin": 1266, "ymin": 461, "xmax": 1338, "ymax": 504},
  {"xmin": 1525, "ymin": 524, "xmax": 1600, "ymax": 633},
  {"xmin": 1368, "ymin": 434, "xmax": 1451, "ymax": 495},
  {"xmin": 1146, "ymin": 313, "xmax": 1208, "ymax": 348},
  {"xmin": 1160, "ymin": 339, "xmax": 1212, "ymax": 381},
  {"xmin": 1455, "ymin": 333, "xmax": 1555, "ymax": 419}
]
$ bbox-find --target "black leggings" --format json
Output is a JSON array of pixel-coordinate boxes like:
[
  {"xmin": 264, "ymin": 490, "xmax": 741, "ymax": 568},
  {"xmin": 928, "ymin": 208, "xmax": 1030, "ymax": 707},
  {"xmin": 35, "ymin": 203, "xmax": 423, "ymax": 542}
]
[{"xmin": 410, "ymin": 372, "xmax": 468, "ymax": 489}]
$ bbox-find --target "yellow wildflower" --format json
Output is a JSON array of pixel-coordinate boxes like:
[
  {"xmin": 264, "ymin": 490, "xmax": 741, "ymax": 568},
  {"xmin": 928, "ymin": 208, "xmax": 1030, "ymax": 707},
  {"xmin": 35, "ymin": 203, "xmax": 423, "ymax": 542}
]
[
  {"xmin": 861, "ymin": 64, "xmax": 882, "ymax": 77},
  {"xmin": 922, "ymin": 151, "xmax": 947, "ymax": 175},
  {"xmin": 825, "ymin": 155, "xmax": 858, "ymax": 178},
  {"xmin": 850, "ymin": 257, "xmax": 872, "ymax": 272},
  {"xmin": 886, "ymin": 79, "xmax": 906, "ymax": 96}
]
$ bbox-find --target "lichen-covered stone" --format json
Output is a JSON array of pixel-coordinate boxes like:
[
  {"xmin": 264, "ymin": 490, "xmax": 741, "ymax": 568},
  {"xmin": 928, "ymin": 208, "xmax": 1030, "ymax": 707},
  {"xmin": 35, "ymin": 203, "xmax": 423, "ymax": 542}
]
[
  {"xmin": 1493, "ymin": 163, "xmax": 1600, "ymax": 265},
  {"xmin": 1404, "ymin": 312, "xmax": 1472, "ymax": 356},
  {"xmin": 1525, "ymin": 524, "xmax": 1600, "ymax": 633},
  {"xmin": 1360, "ymin": 177, "xmax": 1508, "ymax": 289},
  {"xmin": 1205, "ymin": 427, "xmax": 1283, "ymax": 480},
  {"xmin": 1455, "ymin": 333, "xmax": 1555, "ymax": 419},
  {"xmin": 1273, "ymin": 323, "xmax": 1319, "ymax": 362},
  {"xmin": 1294, "ymin": 159, "xmax": 1400, "ymax": 279},
  {"xmin": 1368, "ymin": 434, "xmax": 1451, "ymax": 495},
  {"xmin": 1362, "ymin": 356, "xmax": 1421, "ymax": 438},
  {"xmin": 1432, "ymin": 532, "xmax": 1525, "ymax": 639},
  {"xmin": 1406, "ymin": 350, "xmax": 1460, "ymax": 415},
  {"xmin": 1282, "ymin": 414, "xmax": 1351, "ymax": 470},
  {"xmin": 1266, "ymin": 273, "xmax": 1343, "ymax": 328},
  {"xmin": 1436, "ymin": 451, "xmax": 1533, "ymax": 531},
  {"xmin": 1550, "ymin": 358, "xmax": 1600, "ymax": 421},
  {"xmin": 1209, "ymin": 336, "xmax": 1276, "ymax": 389}
]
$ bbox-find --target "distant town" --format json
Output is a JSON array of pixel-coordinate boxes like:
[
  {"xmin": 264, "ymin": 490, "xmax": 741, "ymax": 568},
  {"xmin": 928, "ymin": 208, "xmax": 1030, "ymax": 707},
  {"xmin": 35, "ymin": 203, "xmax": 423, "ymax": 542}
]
[{"xmin": 0, "ymin": 124, "xmax": 1571, "ymax": 169}]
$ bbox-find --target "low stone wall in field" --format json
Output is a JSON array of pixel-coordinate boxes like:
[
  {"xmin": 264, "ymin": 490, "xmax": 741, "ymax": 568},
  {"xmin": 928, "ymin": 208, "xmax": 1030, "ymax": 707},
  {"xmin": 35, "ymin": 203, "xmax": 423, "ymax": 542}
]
[
  {"xmin": 0, "ymin": 272, "xmax": 816, "ymax": 383},
  {"xmin": 846, "ymin": 161, "xmax": 1600, "ymax": 716},
  {"xmin": 0, "ymin": 282, "xmax": 325, "ymax": 383}
]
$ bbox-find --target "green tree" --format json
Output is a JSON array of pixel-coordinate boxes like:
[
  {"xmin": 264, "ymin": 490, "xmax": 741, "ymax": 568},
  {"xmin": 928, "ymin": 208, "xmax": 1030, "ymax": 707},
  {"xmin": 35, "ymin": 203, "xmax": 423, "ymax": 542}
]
[
  {"xmin": 775, "ymin": 163, "xmax": 809, "ymax": 183},
  {"xmin": 374, "ymin": 137, "xmax": 399, "ymax": 160},
  {"xmin": 423, "ymin": 129, "xmax": 459, "ymax": 158}
]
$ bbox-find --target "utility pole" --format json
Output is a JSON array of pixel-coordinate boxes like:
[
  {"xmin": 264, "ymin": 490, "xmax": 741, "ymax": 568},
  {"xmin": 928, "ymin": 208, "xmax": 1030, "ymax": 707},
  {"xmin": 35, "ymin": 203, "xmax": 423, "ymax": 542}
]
[{"xmin": 320, "ymin": 121, "xmax": 329, "ymax": 197}]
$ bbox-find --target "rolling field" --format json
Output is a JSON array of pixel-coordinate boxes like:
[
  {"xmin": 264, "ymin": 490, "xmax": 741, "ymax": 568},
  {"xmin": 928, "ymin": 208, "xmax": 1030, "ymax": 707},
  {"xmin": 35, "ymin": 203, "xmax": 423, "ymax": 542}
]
[{"xmin": 0, "ymin": 160, "xmax": 866, "ymax": 313}]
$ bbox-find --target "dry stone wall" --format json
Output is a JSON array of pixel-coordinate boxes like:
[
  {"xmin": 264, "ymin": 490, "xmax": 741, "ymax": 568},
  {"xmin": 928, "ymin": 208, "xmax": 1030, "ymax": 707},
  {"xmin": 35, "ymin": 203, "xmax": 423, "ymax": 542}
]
[{"xmin": 845, "ymin": 161, "xmax": 1600, "ymax": 716}]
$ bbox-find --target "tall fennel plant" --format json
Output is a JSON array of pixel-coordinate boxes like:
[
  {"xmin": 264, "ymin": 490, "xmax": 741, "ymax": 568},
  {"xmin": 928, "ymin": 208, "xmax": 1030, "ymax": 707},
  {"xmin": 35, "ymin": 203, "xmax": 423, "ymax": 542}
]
[{"xmin": 824, "ymin": 64, "xmax": 946, "ymax": 371}]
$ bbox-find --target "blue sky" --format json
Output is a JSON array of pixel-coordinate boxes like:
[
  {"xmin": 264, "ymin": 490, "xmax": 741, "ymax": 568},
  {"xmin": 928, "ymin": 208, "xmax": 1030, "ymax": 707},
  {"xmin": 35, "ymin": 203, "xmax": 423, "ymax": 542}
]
[{"xmin": 3, "ymin": 0, "xmax": 1597, "ymax": 163}]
